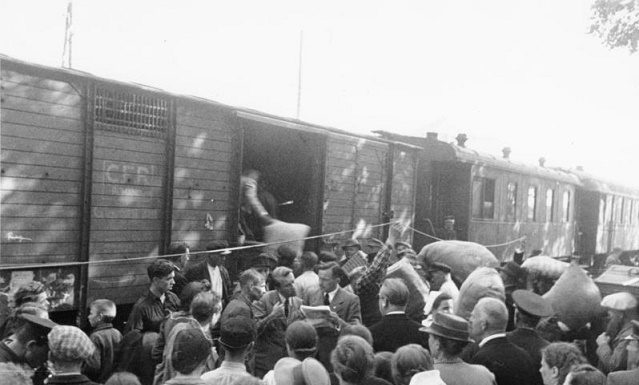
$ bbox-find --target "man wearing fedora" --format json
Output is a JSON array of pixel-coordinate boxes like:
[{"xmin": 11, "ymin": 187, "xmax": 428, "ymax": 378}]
[
  {"xmin": 468, "ymin": 297, "xmax": 537, "ymax": 385},
  {"xmin": 423, "ymin": 312, "xmax": 496, "ymax": 385},
  {"xmin": 184, "ymin": 241, "xmax": 233, "ymax": 306},
  {"xmin": 339, "ymin": 239, "xmax": 368, "ymax": 274},
  {"xmin": 506, "ymin": 289, "xmax": 552, "ymax": 377},
  {"xmin": 201, "ymin": 316, "xmax": 257, "ymax": 385},
  {"xmin": 369, "ymin": 278, "xmax": 428, "ymax": 352}
]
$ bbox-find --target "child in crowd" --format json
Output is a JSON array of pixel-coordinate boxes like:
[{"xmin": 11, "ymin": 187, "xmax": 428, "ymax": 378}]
[{"xmin": 84, "ymin": 299, "xmax": 123, "ymax": 383}]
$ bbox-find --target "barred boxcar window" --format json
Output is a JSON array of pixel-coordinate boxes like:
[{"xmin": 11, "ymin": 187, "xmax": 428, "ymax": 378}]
[
  {"xmin": 472, "ymin": 177, "xmax": 495, "ymax": 219},
  {"xmin": 546, "ymin": 189, "xmax": 554, "ymax": 222},
  {"xmin": 506, "ymin": 182, "xmax": 517, "ymax": 222},
  {"xmin": 562, "ymin": 190, "xmax": 570, "ymax": 222},
  {"xmin": 527, "ymin": 186, "xmax": 537, "ymax": 221},
  {"xmin": 95, "ymin": 88, "xmax": 169, "ymax": 137}
]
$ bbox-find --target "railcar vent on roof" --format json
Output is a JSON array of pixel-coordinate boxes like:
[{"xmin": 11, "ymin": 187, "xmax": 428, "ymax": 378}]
[{"xmin": 94, "ymin": 88, "xmax": 169, "ymax": 138}]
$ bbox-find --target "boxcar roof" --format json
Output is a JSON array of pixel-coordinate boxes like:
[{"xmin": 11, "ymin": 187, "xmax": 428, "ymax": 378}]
[
  {"xmin": 374, "ymin": 130, "xmax": 581, "ymax": 185},
  {"xmin": 0, "ymin": 54, "xmax": 421, "ymax": 151}
]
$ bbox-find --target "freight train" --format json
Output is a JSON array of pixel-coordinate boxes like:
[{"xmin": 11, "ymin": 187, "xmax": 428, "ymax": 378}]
[{"xmin": 1, "ymin": 55, "xmax": 638, "ymax": 323}]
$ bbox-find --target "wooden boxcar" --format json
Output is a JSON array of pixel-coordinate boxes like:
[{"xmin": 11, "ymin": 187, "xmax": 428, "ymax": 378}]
[
  {"xmin": 0, "ymin": 55, "xmax": 419, "ymax": 319},
  {"xmin": 375, "ymin": 131, "xmax": 581, "ymax": 260}
]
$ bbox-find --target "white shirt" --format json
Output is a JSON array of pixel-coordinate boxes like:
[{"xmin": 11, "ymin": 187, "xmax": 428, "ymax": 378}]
[
  {"xmin": 409, "ymin": 369, "xmax": 447, "ymax": 385},
  {"xmin": 325, "ymin": 286, "xmax": 339, "ymax": 303},
  {"xmin": 478, "ymin": 333, "xmax": 507, "ymax": 348},
  {"xmin": 207, "ymin": 264, "xmax": 223, "ymax": 298},
  {"xmin": 440, "ymin": 274, "xmax": 460, "ymax": 305},
  {"xmin": 294, "ymin": 271, "xmax": 320, "ymax": 299}
]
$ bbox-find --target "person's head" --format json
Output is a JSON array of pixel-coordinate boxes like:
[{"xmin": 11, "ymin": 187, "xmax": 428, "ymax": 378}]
[
  {"xmin": 317, "ymin": 262, "xmax": 341, "ymax": 293},
  {"xmin": 219, "ymin": 316, "xmax": 256, "ymax": 359},
  {"xmin": 497, "ymin": 262, "xmax": 525, "ymax": 287},
  {"xmin": 431, "ymin": 293, "xmax": 453, "ymax": 316},
  {"xmin": 272, "ymin": 266, "xmax": 296, "ymax": 298},
  {"xmin": 318, "ymin": 251, "xmax": 338, "ymax": 264},
  {"xmin": 378, "ymin": 278, "xmax": 409, "ymax": 315},
  {"xmin": 88, "ymin": 299, "xmax": 116, "ymax": 328},
  {"xmin": 253, "ymin": 252, "xmax": 278, "ymax": 279},
  {"xmin": 239, "ymin": 268, "xmax": 266, "ymax": 301},
  {"xmin": 391, "ymin": 344, "xmax": 433, "ymax": 385},
  {"xmin": 48, "ymin": 325, "xmax": 95, "ymax": 370},
  {"xmin": 105, "ymin": 372, "xmax": 142, "ymax": 385},
  {"xmin": 512, "ymin": 289, "xmax": 553, "ymax": 329},
  {"xmin": 423, "ymin": 312, "xmax": 472, "ymax": 360},
  {"xmin": 14, "ymin": 281, "xmax": 49, "ymax": 309},
  {"xmin": 277, "ymin": 245, "xmax": 298, "ymax": 268},
  {"xmin": 147, "ymin": 260, "xmax": 175, "ymax": 294},
  {"xmin": 171, "ymin": 328, "xmax": 211, "ymax": 376},
  {"xmin": 300, "ymin": 251, "xmax": 319, "ymax": 272},
  {"xmin": 178, "ymin": 281, "xmax": 209, "ymax": 312},
  {"xmin": 243, "ymin": 168, "xmax": 260, "ymax": 181},
  {"xmin": 190, "ymin": 291, "xmax": 221, "ymax": 326},
  {"xmin": 540, "ymin": 342, "xmax": 587, "ymax": 385},
  {"xmin": 563, "ymin": 364, "xmax": 605, "ymax": 385},
  {"xmin": 339, "ymin": 325, "xmax": 374, "ymax": 347},
  {"xmin": 443, "ymin": 215, "xmax": 455, "ymax": 230},
  {"xmin": 468, "ymin": 297, "xmax": 508, "ymax": 341},
  {"xmin": 205, "ymin": 240, "xmax": 231, "ymax": 267},
  {"xmin": 425, "ymin": 262, "xmax": 451, "ymax": 290},
  {"xmin": 331, "ymin": 335, "xmax": 374, "ymax": 385},
  {"xmin": 10, "ymin": 314, "xmax": 57, "ymax": 368},
  {"xmin": 341, "ymin": 239, "xmax": 361, "ymax": 258},
  {"xmin": 167, "ymin": 241, "xmax": 190, "ymax": 268},
  {"xmin": 285, "ymin": 320, "xmax": 318, "ymax": 360},
  {"xmin": 373, "ymin": 352, "xmax": 394, "ymax": 385},
  {"xmin": 0, "ymin": 362, "xmax": 33, "ymax": 385}
]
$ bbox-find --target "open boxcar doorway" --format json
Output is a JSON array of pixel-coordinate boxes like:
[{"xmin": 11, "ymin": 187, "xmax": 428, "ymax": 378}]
[{"xmin": 240, "ymin": 118, "xmax": 326, "ymax": 247}]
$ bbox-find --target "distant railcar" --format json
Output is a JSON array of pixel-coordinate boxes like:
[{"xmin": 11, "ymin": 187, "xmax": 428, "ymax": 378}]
[{"xmin": 0, "ymin": 55, "xmax": 419, "ymax": 321}]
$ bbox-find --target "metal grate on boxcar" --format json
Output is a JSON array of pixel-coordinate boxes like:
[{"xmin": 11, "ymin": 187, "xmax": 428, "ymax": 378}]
[{"xmin": 95, "ymin": 87, "xmax": 169, "ymax": 138}]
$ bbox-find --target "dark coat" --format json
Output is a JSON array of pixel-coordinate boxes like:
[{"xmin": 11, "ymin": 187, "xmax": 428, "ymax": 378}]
[
  {"xmin": 507, "ymin": 327, "xmax": 549, "ymax": 370},
  {"xmin": 607, "ymin": 367, "xmax": 639, "ymax": 385},
  {"xmin": 369, "ymin": 313, "xmax": 428, "ymax": 352},
  {"xmin": 183, "ymin": 261, "xmax": 233, "ymax": 304},
  {"xmin": 470, "ymin": 336, "xmax": 537, "ymax": 385},
  {"xmin": 46, "ymin": 374, "xmax": 101, "ymax": 385}
]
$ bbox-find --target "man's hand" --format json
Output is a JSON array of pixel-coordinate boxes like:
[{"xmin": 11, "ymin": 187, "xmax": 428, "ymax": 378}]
[{"xmin": 596, "ymin": 332, "xmax": 610, "ymax": 346}]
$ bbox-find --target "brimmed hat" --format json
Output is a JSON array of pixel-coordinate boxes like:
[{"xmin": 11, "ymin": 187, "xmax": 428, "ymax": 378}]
[
  {"xmin": 253, "ymin": 252, "xmax": 278, "ymax": 268},
  {"xmin": 48, "ymin": 325, "xmax": 95, "ymax": 361},
  {"xmin": 512, "ymin": 289, "xmax": 553, "ymax": 318},
  {"xmin": 427, "ymin": 262, "xmax": 452, "ymax": 274},
  {"xmin": 341, "ymin": 239, "xmax": 361, "ymax": 250},
  {"xmin": 172, "ymin": 328, "xmax": 211, "ymax": 370},
  {"xmin": 274, "ymin": 357, "xmax": 330, "ymax": 385},
  {"xmin": 601, "ymin": 292, "xmax": 638, "ymax": 311},
  {"xmin": 219, "ymin": 316, "xmax": 255, "ymax": 350},
  {"xmin": 19, "ymin": 313, "xmax": 58, "ymax": 330},
  {"xmin": 420, "ymin": 312, "xmax": 472, "ymax": 343},
  {"xmin": 497, "ymin": 261, "xmax": 524, "ymax": 278}
]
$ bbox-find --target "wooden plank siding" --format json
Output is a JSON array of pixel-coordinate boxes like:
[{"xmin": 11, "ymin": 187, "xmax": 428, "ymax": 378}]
[
  {"xmin": 323, "ymin": 134, "xmax": 389, "ymax": 242},
  {"xmin": 391, "ymin": 148, "xmax": 418, "ymax": 243},
  {"xmin": 1, "ymin": 69, "xmax": 83, "ymax": 266},
  {"xmin": 171, "ymin": 100, "xmax": 237, "ymax": 248}
]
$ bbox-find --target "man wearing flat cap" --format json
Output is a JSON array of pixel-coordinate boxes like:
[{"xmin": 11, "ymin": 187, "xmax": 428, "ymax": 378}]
[
  {"xmin": 596, "ymin": 291, "xmax": 639, "ymax": 373},
  {"xmin": 46, "ymin": 325, "xmax": 99, "ymax": 385},
  {"xmin": 426, "ymin": 262, "xmax": 459, "ymax": 307},
  {"xmin": 423, "ymin": 312, "xmax": 496, "ymax": 385},
  {"xmin": 339, "ymin": 239, "xmax": 368, "ymax": 274},
  {"xmin": 506, "ymin": 289, "xmax": 552, "ymax": 382}
]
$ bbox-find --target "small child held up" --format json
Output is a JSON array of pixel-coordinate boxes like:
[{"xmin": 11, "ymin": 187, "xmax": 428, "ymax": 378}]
[{"xmin": 83, "ymin": 299, "xmax": 123, "ymax": 383}]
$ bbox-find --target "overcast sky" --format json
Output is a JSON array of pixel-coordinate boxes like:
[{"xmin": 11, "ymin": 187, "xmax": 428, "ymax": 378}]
[{"xmin": 2, "ymin": 0, "xmax": 638, "ymax": 186}]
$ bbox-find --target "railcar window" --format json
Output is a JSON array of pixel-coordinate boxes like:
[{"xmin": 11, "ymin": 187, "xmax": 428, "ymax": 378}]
[
  {"xmin": 94, "ymin": 87, "xmax": 169, "ymax": 137},
  {"xmin": 472, "ymin": 177, "xmax": 495, "ymax": 219},
  {"xmin": 620, "ymin": 198, "xmax": 626, "ymax": 223},
  {"xmin": 605, "ymin": 195, "xmax": 613, "ymax": 223},
  {"xmin": 599, "ymin": 197, "xmax": 606, "ymax": 224},
  {"xmin": 527, "ymin": 186, "xmax": 537, "ymax": 221},
  {"xmin": 562, "ymin": 191, "xmax": 570, "ymax": 222},
  {"xmin": 546, "ymin": 189, "xmax": 554, "ymax": 222},
  {"xmin": 506, "ymin": 182, "xmax": 517, "ymax": 222}
]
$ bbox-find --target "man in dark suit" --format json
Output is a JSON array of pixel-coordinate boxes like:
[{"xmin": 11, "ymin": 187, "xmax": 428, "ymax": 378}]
[
  {"xmin": 468, "ymin": 297, "xmax": 537, "ymax": 385},
  {"xmin": 183, "ymin": 241, "xmax": 233, "ymax": 306},
  {"xmin": 507, "ymin": 289, "xmax": 552, "ymax": 384},
  {"xmin": 252, "ymin": 266, "xmax": 304, "ymax": 378},
  {"xmin": 369, "ymin": 278, "xmax": 428, "ymax": 352}
]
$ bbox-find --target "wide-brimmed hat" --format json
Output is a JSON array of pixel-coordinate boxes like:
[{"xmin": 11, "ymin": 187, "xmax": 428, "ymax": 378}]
[
  {"xmin": 512, "ymin": 289, "xmax": 553, "ymax": 318},
  {"xmin": 601, "ymin": 292, "xmax": 638, "ymax": 311},
  {"xmin": 274, "ymin": 357, "xmax": 330, "ymax": 385},
  {"xmin": 420, "ymin": 312, "xmax": 472, "ymax": 342},
  {"xmin": 341, "ymin": 239, "xmax": 361, "ymax": 250},
  {"xmin": 19, "ymin": 313, "xmax": 58, "ymax": 330}
]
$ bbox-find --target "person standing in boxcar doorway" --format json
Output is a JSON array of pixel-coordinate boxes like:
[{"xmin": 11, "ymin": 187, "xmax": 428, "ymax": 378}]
[
  {"xmin": 239, "ymin": 169, "xmax": 275, "ymax": 243},
  {"xmin": 436, "ymin": 215, "xmax": 457, "ymax": 240}
]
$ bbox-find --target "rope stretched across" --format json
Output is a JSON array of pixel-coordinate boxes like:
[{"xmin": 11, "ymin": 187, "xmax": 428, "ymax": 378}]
[
  {"xmin": 407, "ymin": 225, "xmax": 526, "ymax": 248},
  {"xmin": 0, "ymin": 220, "xmax": 399, "ymax": 271}
]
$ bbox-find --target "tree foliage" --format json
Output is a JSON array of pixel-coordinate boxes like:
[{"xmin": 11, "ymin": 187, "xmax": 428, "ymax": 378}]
[{"xmin": 590, "ymin": 0, "xmax": 639, "ymax": 52}]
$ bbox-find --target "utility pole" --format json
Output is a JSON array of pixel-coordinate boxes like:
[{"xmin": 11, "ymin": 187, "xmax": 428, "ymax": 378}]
[
  {"xmin": 296, "ymin": 30, "xmax": 303, "ymax": 119},
  {"xmin": 62, "ymin": 0, "xmax": 73, "ymax": 68}
]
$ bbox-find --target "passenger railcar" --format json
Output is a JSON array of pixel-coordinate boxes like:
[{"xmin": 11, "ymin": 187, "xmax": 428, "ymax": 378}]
[{"xmin": 0, "ymin": 55, "xmax": 419, "ymax": 320}]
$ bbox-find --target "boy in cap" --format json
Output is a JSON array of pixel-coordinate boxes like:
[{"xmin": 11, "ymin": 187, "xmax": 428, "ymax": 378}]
[
  {"xmin": 164, "ymin": 328, "xmax": 211, "ymax": 385},
  {"xmin": 46, "ymin": 325, "xmax": 99, "ymax": 385},
  {"xmin": 200, "ymin": 316, "xmax": 257, "ymax": 384},
  {"xmin": 84, "ymin": 299, "xmax": 122, "ymax": 383}
]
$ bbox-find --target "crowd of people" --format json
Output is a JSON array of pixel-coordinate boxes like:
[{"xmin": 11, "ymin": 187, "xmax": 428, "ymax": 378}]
[{"xmin": 1, "ymin": 226, "xmax": 638, "ymax": 385}]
